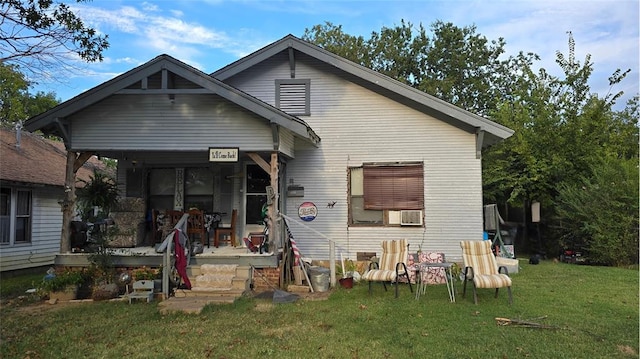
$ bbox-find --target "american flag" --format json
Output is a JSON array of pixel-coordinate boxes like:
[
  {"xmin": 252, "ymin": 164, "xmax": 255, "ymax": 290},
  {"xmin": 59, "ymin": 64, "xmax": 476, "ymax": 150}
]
[{"xmin": 285, "ymin": 220, "xmax": 301, "ymax": 266}]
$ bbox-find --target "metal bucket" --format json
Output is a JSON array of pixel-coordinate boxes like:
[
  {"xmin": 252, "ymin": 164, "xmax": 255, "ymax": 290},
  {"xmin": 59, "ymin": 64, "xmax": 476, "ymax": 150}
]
[{"xmin": 308, "ymin": 266, "xmax": 330, "ymax": 292}]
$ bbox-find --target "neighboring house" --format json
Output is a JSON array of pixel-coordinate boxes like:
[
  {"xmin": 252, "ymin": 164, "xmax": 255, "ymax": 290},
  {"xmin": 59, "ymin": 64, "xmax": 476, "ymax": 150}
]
[
  {"xmin": 0, "ymin": 128, "xmax": 105, "ymax": 272},
  {"xmin": 24, "ymin": 34, "xmax": 513, "ymax": 265}
]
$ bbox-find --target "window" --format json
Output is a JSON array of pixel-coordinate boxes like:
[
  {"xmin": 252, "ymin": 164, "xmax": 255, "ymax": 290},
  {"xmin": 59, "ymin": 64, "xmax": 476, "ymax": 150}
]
[
  {"xmin": 185, "ymin": 167, "xmax": 213, "ymax": 212},
  {"xmin": 1, "ymin": 187, "xmax": 32, "ymax": 244},
  {"xmin": 276, "ymin": 79, "xmax": 310, "ymax": 116},
  {"xmin": 148, "ymin": 168, "xmax": 175, "ymax": 211},
  {"xmin": 1, "ymin": 188, "xmax": 9, "ymax": 244},
  {"xmin": 349, "ymin": 163, "xmax": 424, "ymax": 226}
]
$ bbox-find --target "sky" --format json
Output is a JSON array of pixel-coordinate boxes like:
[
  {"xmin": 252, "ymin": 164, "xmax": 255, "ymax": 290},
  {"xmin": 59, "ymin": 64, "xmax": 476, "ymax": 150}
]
[{"xmin": 32, "ymin": 0, "xmax": 640, "ymax": 110}]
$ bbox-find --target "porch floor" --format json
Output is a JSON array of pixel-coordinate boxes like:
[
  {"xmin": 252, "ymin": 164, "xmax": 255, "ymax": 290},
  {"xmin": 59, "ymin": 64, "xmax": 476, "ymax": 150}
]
[
  {"xmin": 109, "ymin": 244, "xmax": 270, "ymax": 257},
  {"xmin": 57, "ymin": 244, "xmax": 278, "ymax": 268}
]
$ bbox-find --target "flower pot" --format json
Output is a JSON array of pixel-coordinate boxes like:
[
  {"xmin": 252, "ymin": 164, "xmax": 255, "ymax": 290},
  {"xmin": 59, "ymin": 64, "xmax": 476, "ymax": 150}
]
[{"xmin": 339, "ymin": 277, "xmax": 354, "ymax": 289}]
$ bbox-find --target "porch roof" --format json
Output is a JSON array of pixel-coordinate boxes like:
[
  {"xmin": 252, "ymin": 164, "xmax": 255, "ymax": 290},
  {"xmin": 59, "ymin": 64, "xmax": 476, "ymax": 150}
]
[
  {"xmin": 213, "ymin": 34, "xmax": 513, "ymax": 148},
  {"xmin": 24, "ymin": 55, "xmax": 320, "ymax": 147}
]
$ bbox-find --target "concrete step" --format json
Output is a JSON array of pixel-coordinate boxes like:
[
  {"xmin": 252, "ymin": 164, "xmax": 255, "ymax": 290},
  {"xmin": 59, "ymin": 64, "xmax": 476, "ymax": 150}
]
[
  {"xmin": 187, "ymin": 264, "xmax": 252, "ymax": 292},
  {"xmin": 176, "ymin": 288, "xmax": 245, "ymax": 298},
  {"xmin": 158, "ymin": 296, "xmax": 237, "ymax": 315}
]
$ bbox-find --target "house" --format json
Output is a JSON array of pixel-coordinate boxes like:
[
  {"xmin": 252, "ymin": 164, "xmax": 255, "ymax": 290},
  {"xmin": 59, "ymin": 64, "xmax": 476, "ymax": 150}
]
[
  {"xmin": 24, "ymin": 35, "xmax": 513, "ymax": 272},
  {"xmin": 0, "ymin": 128, "xmax": 106, "ymax": 272}
]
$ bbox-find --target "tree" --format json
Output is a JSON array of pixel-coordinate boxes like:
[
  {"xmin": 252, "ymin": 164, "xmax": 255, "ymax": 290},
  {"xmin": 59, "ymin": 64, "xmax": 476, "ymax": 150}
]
[
  {"xmin": 554, "ymin": 157, "xmax": 639, "ymax": 266},
  {"xmin": 0, "ymin": 0, "xmax": 109, "ymax": 81},
  {"xmin": 303, "ymin": 21, "xmax": 537, "ymax": 116},
  {"xmin": 482, "ymin": 33, "xmax": 637, "ymax": 262},
  {"xmin": 0, "ymin": 62, "xmax": 58, "ymax": 128}
]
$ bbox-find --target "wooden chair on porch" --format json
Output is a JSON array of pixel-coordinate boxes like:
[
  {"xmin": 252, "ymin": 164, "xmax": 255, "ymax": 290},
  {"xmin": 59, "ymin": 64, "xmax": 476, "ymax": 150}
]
[
  {"xmin": 187, "ymin": 209, "xmax": 208, "ymax": 246},
  {"xmin": 214, "ymin": 209, "xmax": 237, "ymax": 247}
]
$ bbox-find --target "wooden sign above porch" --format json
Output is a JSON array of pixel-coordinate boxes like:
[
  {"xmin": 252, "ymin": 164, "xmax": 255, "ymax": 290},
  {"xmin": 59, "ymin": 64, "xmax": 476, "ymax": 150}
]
[{"xmin": 208, "ymin": 148, "xmax": 239, "ymax": 162}]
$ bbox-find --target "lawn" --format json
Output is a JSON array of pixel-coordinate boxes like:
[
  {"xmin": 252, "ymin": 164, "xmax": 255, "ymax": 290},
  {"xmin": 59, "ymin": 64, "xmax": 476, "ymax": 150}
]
[{"xmin": 1, "ymin": 260, "xmax": 638, "ymax": 358}]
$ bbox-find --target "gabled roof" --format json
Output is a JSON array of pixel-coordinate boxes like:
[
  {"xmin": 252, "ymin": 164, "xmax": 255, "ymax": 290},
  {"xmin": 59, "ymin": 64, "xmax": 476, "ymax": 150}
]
[
  {"xmin": 213, "ymin": 34, "xmax": 513, "ymax": 147},
  {"xmin": 0, "ymin": 129, "xmax": 104, "ymax": 188},
  {"xmin": 24, "ymin": 55, "xmax": 320, "ymax": 146}
]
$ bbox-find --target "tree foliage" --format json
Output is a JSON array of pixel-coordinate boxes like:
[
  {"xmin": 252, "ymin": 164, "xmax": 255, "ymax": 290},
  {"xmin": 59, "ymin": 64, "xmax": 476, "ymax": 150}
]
[
  {"xmin": 483, "ymin": 34, "xmax": 637, "ymax": 264},
  {"xmin": 0, "ymin": 0, "xmax": 109, "ymax": 81},
  {"xmin": 303, "ymin": 21, "xmax": 538, "ymax": 116},
  {"xmin": 554, "ymin": 158, "xmax": 639, "ymax": 266},
  {"xmin": 0, "ymin": 62, "xmax": 58, "ymax": 127}
]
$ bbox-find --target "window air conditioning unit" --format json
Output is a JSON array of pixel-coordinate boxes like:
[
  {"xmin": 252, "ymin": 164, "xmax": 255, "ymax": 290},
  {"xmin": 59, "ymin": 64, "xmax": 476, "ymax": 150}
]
[{"xmin": 400, "ymin": 210, "xmax": 423, "ymax": 226}]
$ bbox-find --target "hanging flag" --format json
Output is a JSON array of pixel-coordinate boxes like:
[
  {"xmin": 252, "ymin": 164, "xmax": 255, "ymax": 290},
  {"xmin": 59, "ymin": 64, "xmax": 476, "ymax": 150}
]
[{"xmin": 285, "ymin": 220, "xmax": 301, "ymax": 266}]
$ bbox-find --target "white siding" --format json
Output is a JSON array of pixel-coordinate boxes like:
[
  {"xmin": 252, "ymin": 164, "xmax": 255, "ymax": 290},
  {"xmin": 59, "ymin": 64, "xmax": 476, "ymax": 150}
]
[
  {"xmin": 0, "ymin": 187, "xmax": 60, "ymax": 271},
  {"xmin": 227, "ymin": 53, "xmax": 483, "ymax": 263},
  {"xmin": 69, "ymin": 94, "xmax": 274, "ymax": 152}
]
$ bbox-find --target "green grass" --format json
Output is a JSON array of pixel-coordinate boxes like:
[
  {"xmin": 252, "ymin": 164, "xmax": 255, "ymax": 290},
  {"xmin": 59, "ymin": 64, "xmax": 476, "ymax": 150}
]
[{"xmin": 1, "ymin": 261, "xmax": 638, "ymax": 358}]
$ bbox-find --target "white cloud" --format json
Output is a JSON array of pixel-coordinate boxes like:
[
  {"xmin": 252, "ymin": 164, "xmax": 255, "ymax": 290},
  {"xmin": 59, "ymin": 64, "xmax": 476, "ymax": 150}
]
[
  {"xmin": 141, "ymin": 2, "xmax": 159, "ymax": 12},
  {"xmin": 39, "ymin": 0, "xmax": 638, "ymax": 105}
]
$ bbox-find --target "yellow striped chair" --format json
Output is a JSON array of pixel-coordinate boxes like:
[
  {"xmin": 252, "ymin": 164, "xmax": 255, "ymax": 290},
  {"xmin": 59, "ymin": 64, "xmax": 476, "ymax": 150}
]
[
  {"xmin": 362, "ymin": 239, "xmax": 413, "ymax": 298},
  {"xmin": 460, "ymin": 240, "xmax": 513, "ymax": 304}
]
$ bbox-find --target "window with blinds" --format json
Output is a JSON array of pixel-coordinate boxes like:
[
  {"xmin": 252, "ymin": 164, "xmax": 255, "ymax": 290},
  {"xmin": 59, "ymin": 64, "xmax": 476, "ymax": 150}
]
[
  {"xmin": 276, "ymin": 79, "xmax": 310, "ymax": 116},
  {"xmin": 349, "ymin": 163, "xmax": 424, "ymax": 226},
  {"xmin": 0, "ymin": 188, "xmax": 32, "ymax": 244}
]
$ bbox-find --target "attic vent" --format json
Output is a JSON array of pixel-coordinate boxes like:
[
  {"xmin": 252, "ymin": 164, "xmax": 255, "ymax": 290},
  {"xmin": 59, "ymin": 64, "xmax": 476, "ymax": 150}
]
[
  {"xmin": 400, "ymin": 210, "xmax": 423, "ymax": 226},
  {"xmin": 276, "ymin": 79, "xmax": 310, "ymax": 115}
]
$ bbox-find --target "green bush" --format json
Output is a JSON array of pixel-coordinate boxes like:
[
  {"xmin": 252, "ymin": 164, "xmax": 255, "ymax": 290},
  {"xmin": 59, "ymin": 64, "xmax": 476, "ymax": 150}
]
[
  {"xmin": 555, "ymin": 158, "xmax": 639, "ymax": 266},
  {"xmin": 40, "ymin": 269, "xmax": 85, "ymax": 293}
]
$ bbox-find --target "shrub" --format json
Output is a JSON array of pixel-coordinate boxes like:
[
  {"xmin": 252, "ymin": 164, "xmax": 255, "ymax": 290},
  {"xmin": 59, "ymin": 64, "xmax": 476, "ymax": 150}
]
[
  {"xmin": 40, "ymin": 269, "xmax": 85, "ymax": 293},
  {"xmin": 555, "ymin": 158, "xmax": 639, "ymax": 266}
]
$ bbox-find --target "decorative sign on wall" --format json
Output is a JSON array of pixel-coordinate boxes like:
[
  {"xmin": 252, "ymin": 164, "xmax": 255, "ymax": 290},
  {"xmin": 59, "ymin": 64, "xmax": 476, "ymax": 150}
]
[
  {"xmin": 208, "ymin": 147, "xmax": 239, "ymax": 162},
  {"xmin": 298, "ymin": 202, "xmax": 318, "ymax": 222}
]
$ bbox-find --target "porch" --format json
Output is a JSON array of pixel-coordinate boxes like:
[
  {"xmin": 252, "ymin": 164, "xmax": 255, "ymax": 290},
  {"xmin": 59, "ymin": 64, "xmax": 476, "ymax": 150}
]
[{"xmin": 54, "ymin": 245, "xmax": 278, "ymax": 268}]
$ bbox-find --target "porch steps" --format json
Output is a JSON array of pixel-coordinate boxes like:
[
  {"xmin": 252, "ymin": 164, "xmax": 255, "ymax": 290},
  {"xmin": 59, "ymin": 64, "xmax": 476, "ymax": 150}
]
[{"xmin": 158, "ymin": 265, "xmax": 251, "ymax": 314}]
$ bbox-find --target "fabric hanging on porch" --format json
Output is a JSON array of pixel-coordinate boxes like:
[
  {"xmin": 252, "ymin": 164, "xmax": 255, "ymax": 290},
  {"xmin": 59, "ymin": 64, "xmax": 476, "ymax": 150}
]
[
  {"xmin": 284, "ymin": 221, "xmax": 301, "ymax": 266},
  {"xmin": 173, "ymin": 230, "xmax": 192, "ymax": 289}
]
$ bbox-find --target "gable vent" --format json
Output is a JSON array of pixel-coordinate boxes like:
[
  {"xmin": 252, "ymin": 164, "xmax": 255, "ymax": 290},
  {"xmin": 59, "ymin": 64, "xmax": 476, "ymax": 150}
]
[
  {"xmin": 276, "ymin": 79, "xmax": 310, "ymax": 115},
  {"xmin": 400, "ymin": 210, "xmax": 423, "ymax": 226}
]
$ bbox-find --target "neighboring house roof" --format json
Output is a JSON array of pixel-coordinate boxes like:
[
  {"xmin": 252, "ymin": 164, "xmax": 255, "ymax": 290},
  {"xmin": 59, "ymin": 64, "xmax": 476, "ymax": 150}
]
[
  {"xmin": 24, "ymin": 55, "xmax": 320, "ymax": 146},
  {"xmin": 0, "ymin": 129, "xmax": 105, "ymax": 188},
  {"xmin": 213, "ymin": 34, "xmax": 513, "ymax": 147}
]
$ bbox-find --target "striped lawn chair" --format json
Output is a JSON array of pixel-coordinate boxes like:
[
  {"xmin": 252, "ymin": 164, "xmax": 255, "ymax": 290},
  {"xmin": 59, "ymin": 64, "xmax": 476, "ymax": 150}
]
[
  {"xmin": 362, "ymin": 239, "xmax": 413, "ymax": 298},
  {"xmin": 460, "ymin": 240, "xmax": 513, "ymax": 304}
]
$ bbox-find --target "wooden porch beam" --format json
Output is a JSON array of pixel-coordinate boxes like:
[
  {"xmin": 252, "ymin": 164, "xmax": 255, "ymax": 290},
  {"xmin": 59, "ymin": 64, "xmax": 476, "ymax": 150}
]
[
  {"xmin": 73, "ymin": 152, "xmax": 94, "ymax": 173},
  {"xmin": 115, "ymin": 88, "xmax": 214, "ymax": 95},
  {"xmin": 247, "ymin": 153, "xmax": 270, "ymax": 174}
]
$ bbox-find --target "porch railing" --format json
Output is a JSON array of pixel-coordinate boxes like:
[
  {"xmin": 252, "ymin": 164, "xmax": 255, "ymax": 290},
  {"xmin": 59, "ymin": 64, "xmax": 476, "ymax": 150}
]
[
  {"xmin": 278, "ymin": 213, "xmax": 344, "ymax": 288},
  {"xmin": 156, "ymin": 213, "xmax": 189, "ymax": 299}
]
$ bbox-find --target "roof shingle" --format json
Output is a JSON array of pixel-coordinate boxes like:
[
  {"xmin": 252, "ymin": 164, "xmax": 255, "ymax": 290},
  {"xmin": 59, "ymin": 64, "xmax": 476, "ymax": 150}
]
[{"xmin": 0, "ymin": 129, "xmax": 106, "ymax": 188}]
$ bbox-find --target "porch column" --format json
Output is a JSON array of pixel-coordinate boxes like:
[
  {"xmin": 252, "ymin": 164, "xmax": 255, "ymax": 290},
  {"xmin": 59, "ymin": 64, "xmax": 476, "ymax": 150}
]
[
  {"xmin": 269, "ymin": 152, "xmax": 280, "ymax": 251},
  {"xmin": 60, "ymin": 151, "xmax": 93, "ymax": 253}
]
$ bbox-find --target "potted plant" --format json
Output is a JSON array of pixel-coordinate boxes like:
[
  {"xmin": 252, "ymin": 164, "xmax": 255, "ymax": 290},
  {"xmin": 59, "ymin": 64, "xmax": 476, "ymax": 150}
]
[
  {"xmin": 131, "ymin": 266, "xmax": 161, "ymax": 291},
  {"xmin": 338, "ymin": 259, "xmax": 357, "ymax": 289},
  {"xmin": 132, "ymin": 266, "xmax": 159, "ymax": 281},
  {"xmin": 41, "ymin": 269, "xmax": 85, "ymax": 301}
]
